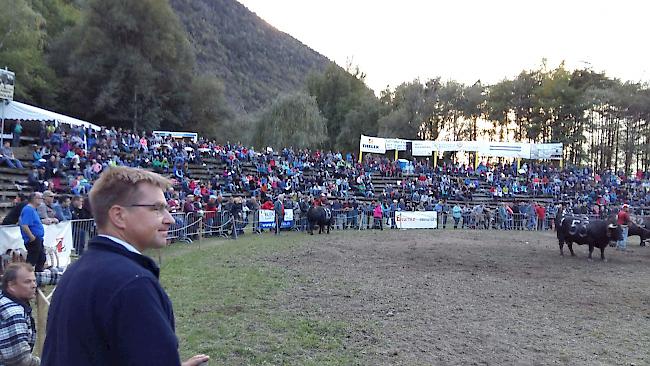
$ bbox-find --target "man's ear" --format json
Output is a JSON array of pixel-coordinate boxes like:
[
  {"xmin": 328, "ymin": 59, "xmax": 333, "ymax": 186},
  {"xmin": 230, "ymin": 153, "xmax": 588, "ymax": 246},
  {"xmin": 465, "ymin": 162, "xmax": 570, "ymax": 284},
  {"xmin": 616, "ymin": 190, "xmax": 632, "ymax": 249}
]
[{"xmin": 108, "ymin": 205, "xmax": 129, "ymax": 230}]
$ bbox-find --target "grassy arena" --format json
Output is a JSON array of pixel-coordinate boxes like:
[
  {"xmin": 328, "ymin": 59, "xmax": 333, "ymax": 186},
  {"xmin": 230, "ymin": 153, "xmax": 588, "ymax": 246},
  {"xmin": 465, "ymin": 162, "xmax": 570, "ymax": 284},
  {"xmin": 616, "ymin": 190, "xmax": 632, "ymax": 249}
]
[
  {"xmin": 159, "ymin": 229, "xmax": 650, "ymax": 365},
  {"xmin": 160, "ymin": 233, "xmax": 366, "ymax": 365}
]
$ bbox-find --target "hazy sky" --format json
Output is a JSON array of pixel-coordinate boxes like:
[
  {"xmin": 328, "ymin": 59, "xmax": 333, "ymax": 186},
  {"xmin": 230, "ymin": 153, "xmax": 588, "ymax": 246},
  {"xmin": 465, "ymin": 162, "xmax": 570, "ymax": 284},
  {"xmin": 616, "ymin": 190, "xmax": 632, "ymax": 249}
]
[{"xmin": 237, "ymin": 0, "xmax": 649, "ymax": 93}]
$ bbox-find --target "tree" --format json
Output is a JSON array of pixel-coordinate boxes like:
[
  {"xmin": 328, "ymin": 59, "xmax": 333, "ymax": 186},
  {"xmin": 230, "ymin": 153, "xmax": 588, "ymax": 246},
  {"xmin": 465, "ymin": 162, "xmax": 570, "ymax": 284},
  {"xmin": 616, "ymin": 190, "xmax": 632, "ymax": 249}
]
[
  {"xmin": 337, "ymin": 94, "xmax": 383, "ymax": 152},
  {"xmin": 437, "ymin": 80, "xmax": 464, "ymax": 141},
  {"xmin": 378, "ymin": 80, "xmax": 428, "ymax": 140},
  {"xmin": 0, "ymin": 0, "xmax": 58, "ymax": 104},
  {"xmin": 306, "ymin": 63, "xmax": 378, "ymax": 149},
  {"xmin": 187, "ymin": 74, "xmax": 234, "ymax": 139},
  {"xmin": 485, "ymin": 79, "xmax": 514, "ymax": 141},
  {"xmin": 253, "ymin": 92, "xmax": 327, "ymax": 149},
  {"xmin": 458, "ymin": 81, "xmax": 486, "ymax": 140},
  {"xmin": 52, "ymin": 0, "xmax": 196, "ymax": 131}
]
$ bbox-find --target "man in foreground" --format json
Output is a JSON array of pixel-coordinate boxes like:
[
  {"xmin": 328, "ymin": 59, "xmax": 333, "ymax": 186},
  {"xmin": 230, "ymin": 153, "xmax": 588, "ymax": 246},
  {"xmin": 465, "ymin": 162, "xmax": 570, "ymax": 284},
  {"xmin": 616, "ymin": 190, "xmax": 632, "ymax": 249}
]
[{"xmin": 42, "ymin": 166, "xmax": 209, "ymax": 366}]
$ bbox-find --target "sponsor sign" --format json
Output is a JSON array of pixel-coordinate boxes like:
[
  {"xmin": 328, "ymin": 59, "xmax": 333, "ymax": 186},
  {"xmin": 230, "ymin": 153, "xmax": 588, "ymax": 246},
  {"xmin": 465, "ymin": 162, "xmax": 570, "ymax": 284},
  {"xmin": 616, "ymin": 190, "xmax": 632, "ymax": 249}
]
[
  {"xmin": 258, "ymin": 209, "xmax": 276, "ymax": 228},
  {"xmin": 530, "ymin": 143, "xmax": 563, "ymax": 160},
  {"xmin": 395, "ymin": 211, "xmax": 438, "ymax": 229},
  {"xmin": 478, "ymin": 142, "xmax": 531, "ymax": 158},
  {"xmin": 358, "ymin": 136, "xmax": 562, "ymax": 160},
  {"xmin": 0, "ymin": 222, "xmax": 73, "ymax": 268},
  {"xmin": 432, "ymin": 140, "xmax": 481, "ymax": 152},
  {"xmin": 359, "ymin": 135, "xmax": 386, "ymax": 154},
  {"xmin": 385, "ymin": 138, "xmax": 407, "ymax": 151},
  {"xmin": 281, "ymin": 209, "xmax": 294, "ymax": 228},
  {"xmin": 0, "ymin": 69, "xmax": 14, "ymax": 101},
  {"xmin": 258, "ymin": 209, "xmax": 294, "ymax": 228},
  {"xmin": 411, "ymin": 140, "xmax": 433, "ymax": 156}
]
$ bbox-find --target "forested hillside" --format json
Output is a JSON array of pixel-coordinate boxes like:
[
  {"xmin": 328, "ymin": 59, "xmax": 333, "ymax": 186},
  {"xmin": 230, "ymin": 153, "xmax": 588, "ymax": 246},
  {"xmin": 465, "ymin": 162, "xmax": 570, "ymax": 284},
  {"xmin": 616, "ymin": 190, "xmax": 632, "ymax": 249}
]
[
  {"xmin": 3, "ymin": 0, "xmax": 650, "ymax": 172},
  {"xmin": 170, "ymin": 0, "xmax": 330, "ymax": 113}
]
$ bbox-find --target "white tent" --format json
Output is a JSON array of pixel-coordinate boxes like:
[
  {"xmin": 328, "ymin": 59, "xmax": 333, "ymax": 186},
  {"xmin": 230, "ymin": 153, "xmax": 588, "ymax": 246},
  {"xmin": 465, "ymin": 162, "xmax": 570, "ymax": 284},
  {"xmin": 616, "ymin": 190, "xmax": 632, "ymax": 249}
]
[{"xmin": 0, "ymin": 100, "xmax": 100, "ymax": 131}]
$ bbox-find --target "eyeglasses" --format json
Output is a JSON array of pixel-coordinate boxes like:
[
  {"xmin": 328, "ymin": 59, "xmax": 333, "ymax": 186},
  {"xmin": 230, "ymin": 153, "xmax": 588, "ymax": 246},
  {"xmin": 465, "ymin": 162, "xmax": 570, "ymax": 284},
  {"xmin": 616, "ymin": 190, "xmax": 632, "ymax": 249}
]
[{"xmin": 128, "ymin": 203, "xmax": 171, "ymax": 215}]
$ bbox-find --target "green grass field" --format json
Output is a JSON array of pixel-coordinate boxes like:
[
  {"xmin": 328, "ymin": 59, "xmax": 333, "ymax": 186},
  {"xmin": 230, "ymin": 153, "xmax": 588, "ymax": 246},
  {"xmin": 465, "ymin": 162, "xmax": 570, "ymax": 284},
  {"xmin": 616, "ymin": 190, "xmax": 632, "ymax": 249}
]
[{"xmin": 158, "ymin": 233, "xmax": 366, "ymax": 365}]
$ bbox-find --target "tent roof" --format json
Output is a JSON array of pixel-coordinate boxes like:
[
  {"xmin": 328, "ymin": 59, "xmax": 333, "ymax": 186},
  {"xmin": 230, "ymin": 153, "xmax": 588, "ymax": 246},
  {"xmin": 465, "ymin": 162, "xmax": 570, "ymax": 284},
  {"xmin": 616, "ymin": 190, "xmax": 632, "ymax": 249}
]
[{"xmin": 1, "ymin": 100, "xmax": 100, "ymax": 130}]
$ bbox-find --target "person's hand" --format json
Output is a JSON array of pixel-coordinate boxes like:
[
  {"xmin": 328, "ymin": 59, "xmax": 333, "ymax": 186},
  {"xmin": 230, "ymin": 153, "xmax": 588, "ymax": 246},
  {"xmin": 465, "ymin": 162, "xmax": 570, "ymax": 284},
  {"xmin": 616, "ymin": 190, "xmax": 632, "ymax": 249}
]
[
  {"xmin": 181, "ymin": 354, "xmax": 210, "ymax": 366},
  {"xmin": 52, "ymin": 218, "xmax": 59, "ymax": 224}
]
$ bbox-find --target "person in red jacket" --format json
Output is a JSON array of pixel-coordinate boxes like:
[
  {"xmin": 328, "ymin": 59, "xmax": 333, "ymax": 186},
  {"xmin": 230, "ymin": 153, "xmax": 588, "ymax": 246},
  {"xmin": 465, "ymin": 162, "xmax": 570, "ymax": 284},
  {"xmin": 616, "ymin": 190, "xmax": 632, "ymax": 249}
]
[
  {"xmin": 616, "ymin": 204, "xmax": 631, "ymax": 251},
  {"xmin": 260, "ymin": 198, "xmax": 275, "ymax": 211},
  {"xmin": 535, "ymin": 203, "xmax": 546, "ymax": 230}
]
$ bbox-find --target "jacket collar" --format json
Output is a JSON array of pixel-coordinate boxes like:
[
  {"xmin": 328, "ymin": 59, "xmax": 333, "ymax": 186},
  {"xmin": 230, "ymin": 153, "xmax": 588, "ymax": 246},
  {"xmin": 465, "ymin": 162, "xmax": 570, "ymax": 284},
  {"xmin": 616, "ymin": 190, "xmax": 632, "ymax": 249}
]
[
  {"xmin": 0, "ymin": 291, "xmax": 32, "ymax": 313},
  {"xmin": 87, "ymin": 236, "xmax": 160, "ymax": 278}
]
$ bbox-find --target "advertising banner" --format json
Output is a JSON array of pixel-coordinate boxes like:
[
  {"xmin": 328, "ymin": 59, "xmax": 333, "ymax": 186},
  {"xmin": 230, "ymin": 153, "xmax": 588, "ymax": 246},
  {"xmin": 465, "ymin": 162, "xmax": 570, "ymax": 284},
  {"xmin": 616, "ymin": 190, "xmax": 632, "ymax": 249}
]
[
  {"xmin": 0, "ymin": 222, "xmax": 73, "ymax": 268},
  {"xmin": 359, "ymin": 135, "xmax": 386, "ymax": 154},
  {"xmin": 432, "ymin": 141, "xmax": 481, "ymax": 152},
  {"xmin": 395, "ymin": 211, "xmax": 438, "ymax": 229},
  {"xmin": 385, "ymin": 138, "xmax": 407, "ymax": 151},
  {"xmin": 411, "ymin": 140, "xmax": 433, "ymax": 156},
  {"xmin": 478, "ymin": 143, "xmax": 531, "ymax": 158},
  {"xmin": 530, "ymin": 143, "xmax": 563, "ymax": 160},
  {"xmin": 258, "ymin": 209, "xmax": 294, "ymax": 228},
  {"xmin": 258, "ymin": 210, "xmax": 276, "ymax": 228},
  {"xmin": 281, "ymin": 209, "xmax": 294, "ymax": 228},
  {"xmin": 0, "ymin": 69, "xmax": 15, "ymax": 101}
]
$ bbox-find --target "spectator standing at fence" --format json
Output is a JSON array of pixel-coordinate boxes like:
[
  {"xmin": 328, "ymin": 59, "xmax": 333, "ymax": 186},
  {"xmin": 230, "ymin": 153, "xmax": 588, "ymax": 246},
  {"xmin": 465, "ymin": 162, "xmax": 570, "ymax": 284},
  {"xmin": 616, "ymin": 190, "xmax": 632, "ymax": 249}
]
[
  {"xmin": 373, "ymin": 201, "xmax": 383, "ymax": 230},
  {"xmin": 274, "ymin": 194, "xmax": 284, "ymax": 234},
  {"xmin": 0, "ymin": 263, "xmax": 40, "ymax": 366},
  {"xmin": 1, "ymin": 194, "xmax": 28, "ymax": 226},
  {"xmin": 535, "ymin": 203, "xmax": 546, "ymax": 231},
  {"xmin": 616, "ymin": 204, "xmax": 631, "ymax": 251},
  {"xmin": 19, "ymin": 193, "xmax": 46, "ymax": 272},
  {"xmin": 452, "ymin": 203, "xmax": 462, "ymax": 229},
  {"xmin": 59, "ymin": 197, "xmax": 72, "ymax": 221},
  {"xmin": 183, "ymin": 194, "xmax": 196, "ymax": 213},
  {"xmin": 71, "ymin": 196, "xmax": 91, "ymax": 255},
  {"xmin": 42, "ymin": 166, "xmax": 209, "ymax": 366},
  {"xmin": 37, "ymin": 191, "xmax": 60, "ymax": 224}
]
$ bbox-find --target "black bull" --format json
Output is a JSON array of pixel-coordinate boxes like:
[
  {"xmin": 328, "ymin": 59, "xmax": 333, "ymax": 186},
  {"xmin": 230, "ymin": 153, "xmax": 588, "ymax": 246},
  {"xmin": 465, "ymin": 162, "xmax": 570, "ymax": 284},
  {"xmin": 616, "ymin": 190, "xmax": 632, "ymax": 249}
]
[
  {"xmin": 607, "ymin": 215, "xmax": 650, "ymax": 246},
  {"xmin": 556, "ymin": 215, "xmax": 622, "ymax": 261},
  {"xmin": 307, "ymin": 206, "xmax": 334, "ymax": 235}
]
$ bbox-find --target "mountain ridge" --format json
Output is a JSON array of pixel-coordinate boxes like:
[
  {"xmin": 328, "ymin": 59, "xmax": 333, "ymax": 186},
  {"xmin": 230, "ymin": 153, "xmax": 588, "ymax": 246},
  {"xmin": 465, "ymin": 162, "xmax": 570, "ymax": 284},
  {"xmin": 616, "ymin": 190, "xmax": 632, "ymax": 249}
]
[{"xmin": 169, "ymin": 0, "xmax": 332, "ymax": 114}]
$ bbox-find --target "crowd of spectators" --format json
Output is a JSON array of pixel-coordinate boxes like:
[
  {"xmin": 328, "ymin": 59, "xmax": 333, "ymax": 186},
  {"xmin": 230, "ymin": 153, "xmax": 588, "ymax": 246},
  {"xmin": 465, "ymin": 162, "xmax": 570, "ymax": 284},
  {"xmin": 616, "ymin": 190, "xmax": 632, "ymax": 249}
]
[{"xmin": 2, "ymin": 122, "xmax": 650, "ymax": 231}]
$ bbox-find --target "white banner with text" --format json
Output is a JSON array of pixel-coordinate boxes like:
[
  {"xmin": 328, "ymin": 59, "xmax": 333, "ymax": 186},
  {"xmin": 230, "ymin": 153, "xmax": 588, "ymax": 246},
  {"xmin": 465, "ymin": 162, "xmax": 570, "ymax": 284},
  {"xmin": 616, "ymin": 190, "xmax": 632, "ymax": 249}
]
[{"xmin": 395, "ymin": 211, "xmax": 438, "ymax": 229}]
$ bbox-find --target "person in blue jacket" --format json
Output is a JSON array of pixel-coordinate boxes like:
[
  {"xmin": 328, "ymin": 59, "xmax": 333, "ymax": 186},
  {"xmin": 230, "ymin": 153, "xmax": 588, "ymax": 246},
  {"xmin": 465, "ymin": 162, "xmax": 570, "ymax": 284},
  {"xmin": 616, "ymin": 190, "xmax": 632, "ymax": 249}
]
[{"xmin": 42, "ymin": 166, "xmax": 209, "ymax": 366}]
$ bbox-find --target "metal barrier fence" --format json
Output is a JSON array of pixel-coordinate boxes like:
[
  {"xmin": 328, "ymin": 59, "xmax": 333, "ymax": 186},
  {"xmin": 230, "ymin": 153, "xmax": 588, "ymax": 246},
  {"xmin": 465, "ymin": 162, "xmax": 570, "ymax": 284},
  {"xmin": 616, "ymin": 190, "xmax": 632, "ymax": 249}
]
[{"xmin": 56, "ymin": 209, "xmax": 648, "ymax": 254}]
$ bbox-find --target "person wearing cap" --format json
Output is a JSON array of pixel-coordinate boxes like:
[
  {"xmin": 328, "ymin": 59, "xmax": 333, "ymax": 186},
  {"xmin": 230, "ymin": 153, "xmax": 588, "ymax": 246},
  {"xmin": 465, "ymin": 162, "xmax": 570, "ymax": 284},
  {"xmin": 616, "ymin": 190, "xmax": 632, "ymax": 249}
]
[
  {"xmin": 37, "ymin": 191, "xmax": 61, "ymax": 224},
  {"xmin": 182, "ymin": 195, "xmax": 196, "ymax": 213},
  {"xmin": 616, "ymin": 204, "xmax": 631, "ymax": 251}
]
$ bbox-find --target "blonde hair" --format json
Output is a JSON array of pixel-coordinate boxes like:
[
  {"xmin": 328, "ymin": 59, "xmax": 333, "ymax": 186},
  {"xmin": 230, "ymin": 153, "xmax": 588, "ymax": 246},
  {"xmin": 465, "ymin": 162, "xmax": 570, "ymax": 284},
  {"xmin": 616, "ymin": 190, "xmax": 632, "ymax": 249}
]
[{"xmin": 90, "ymin": 166, "xmax": 171, "ymax": 228}]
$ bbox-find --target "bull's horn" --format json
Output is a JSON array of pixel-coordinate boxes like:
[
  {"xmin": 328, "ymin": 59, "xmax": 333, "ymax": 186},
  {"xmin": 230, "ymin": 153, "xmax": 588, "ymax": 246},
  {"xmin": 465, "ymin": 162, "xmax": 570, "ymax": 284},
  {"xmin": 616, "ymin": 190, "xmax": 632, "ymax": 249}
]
[{"xmin": 608, "ymin": 224, "xmax": 617, "ymax": 229}]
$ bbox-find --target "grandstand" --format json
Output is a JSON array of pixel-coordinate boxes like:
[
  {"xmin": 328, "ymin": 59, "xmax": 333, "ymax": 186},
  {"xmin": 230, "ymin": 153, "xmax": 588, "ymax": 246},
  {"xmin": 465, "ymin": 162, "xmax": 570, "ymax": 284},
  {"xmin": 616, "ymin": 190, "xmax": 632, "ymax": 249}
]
[{"xmin": 0, "ymin": 124, "xmax": 639, "ymax": 224}]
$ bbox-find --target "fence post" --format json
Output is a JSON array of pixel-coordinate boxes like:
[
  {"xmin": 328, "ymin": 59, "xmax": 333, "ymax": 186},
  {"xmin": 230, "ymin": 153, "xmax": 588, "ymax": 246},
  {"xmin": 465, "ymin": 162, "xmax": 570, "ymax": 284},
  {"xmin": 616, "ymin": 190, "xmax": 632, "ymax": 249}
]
[
  {"xmin": 34, "ymin": 288, "xmax": 50, "ymax": 357},
  {"xmin": 198, "ymin": 212, "xmax": 203, "ymax": 249}
]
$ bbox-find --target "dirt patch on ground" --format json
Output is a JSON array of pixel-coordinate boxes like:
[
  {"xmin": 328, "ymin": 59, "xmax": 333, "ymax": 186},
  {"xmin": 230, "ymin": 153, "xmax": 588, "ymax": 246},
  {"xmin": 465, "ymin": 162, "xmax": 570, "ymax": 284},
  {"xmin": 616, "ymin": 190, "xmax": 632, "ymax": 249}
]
[{"xmin": 270, "ymin": 229, "xmax": 650, "ymax": 365}]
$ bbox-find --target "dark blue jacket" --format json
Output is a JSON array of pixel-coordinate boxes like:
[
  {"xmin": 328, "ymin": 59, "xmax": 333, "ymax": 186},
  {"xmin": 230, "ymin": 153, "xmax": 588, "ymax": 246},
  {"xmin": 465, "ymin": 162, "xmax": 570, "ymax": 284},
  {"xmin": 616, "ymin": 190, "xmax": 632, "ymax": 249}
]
[{"xmin": 42, "ymin": 236, "xmax": 181, "ymax": 365}]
